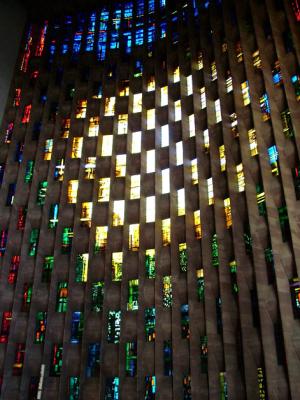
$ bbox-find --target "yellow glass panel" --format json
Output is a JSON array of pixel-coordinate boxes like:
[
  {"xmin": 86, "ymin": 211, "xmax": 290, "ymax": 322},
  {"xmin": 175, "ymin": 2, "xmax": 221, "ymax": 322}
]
[
  {"xmin": 241, "ymin": 81, "xmax": 250, "ymax": 106},
  {"xmin": 189, "ymin": 115, "xmax": 195, "ymax": 137},
  {"xmin": 197, "ymin": 52, "xmax": 203, "ymax": 70},
  {"xmin": 67, "ymin": 180, "xmax": 78, "ymax": 203},
  {"xmin": 76, "ymin": 100, "xmax": 87, "ymax": 119},
  {"xmin": 219, "ymin": 145, "xmax": 226, "ymax": 172},
  {"xmin": 129, "ymin": 224, "xmax": 139, "ymax": 251},
  {"xmin": 252, "ymin": 50, "xmax": 262, "ymax": 69},
  {"xmin": 104, "ymin": 97, "xmax": 115, "ymax": 116},
  {"xmin": 177, "ymin": 188, "xmax": 185, "ymax": 216},
  {"xmin": 146, "ymin": 150, "xmax": 155, "ymax": 173},
  {"xmin": 211, "ymin": 61, "xmax": 217, "ymax": 81},
  {"xmin": 162, "ymin": 218, "xmax": 171, "ymax": 246},
  {"xmin": 119, "ymin": 80, "xmax": 129, "ymax": 96},
  {"xmin": 176, "ymin": 142, "xmax": 183, "ymax": 166},
  {"xmin": 131, "ymin": 131, "xmax": 141, "ymax": 153},
  {"xmin": 81, "ymin": 202, "xmax": 93, "ymax": 227},
  {"xmin": 236, "ymin": 164, "xmax": 245, "ymax": 192},
  {"xmin": 147, "ymin": 109, "xmax": 155, "ymax": 130},
  {"xmin": 84, "ymin": 157, "xmax": 96, "ymax": 179},
  {"xmin": 133, "ymin": 93, "xmax": 142, "ymax": 113},
  {"xmin": 147, "ymin": 76, "xmax": 155, "ymax": 92},
  {"xmin": 203, "ymin": 129, "xmax": 209, "ymax": 152},
  {"xmin": 194, "ymin": 210, "xmax": 202, "ymax": 239},
  {"xmin": 115, "ymin": 154, "xmax": 126, "ymax": 177},
  {"xmin": 207, "ymin": 178, "xmax": 214, "ymax": 205},
  {"xmin": 215, "ymin": 99, "xmax": 222, "ymax": 123},
  {"xmin": 79, "ymin": 253, "xmax": 89, "ymax": 282},
  {"xmin": 71, "ymin": 137, "xmax": 83, "ymax": 158},
  {"xmin": 200, "ymin": 87, "xmax": 206, "ymax": 109},
  {"xmin": 161, "ymin": 168, "xmax": 170, "ymax": 194},
  {"xmin": 88, "ymin": 116, "xmax": 99, "ymax": 137},
  {"xmin": 191, "ymin": 159, "xmax": 198, "ymax": 185},
  {"xmin": 161, "ymin": 86, "xmax": 168, "ymax": 106},
  {"xmin": 173, "ymin": 66, "xmax": 180, "ymax": 83},
  {"xmin": 113, "ymin": 200, "xmax": 125, "ymax": 226},
  {"xmin": 117, "ymin": 114, "xmax": 128, "ymax": 135},
  {"xmin": 146, "ymin": 196, "xmax": 155, "ymax": 223},
  {"xmin": 98, "ymin": 178, "xmax": 110, "ymax": 202},
  {"xmin": 248, "ymin": 129, "xmax": 258, "ymax": 156},
  {"xmin": 112, "ymin": 252, "xmax": 123, "ymax": 281},
  {"xmin": 101, "ymin": 135, "xmax": 113, "ymax": 156},
  {"xmin": 187, "ymin": 75, "xmax": 193, "ymax": 96},
  {"xmin": 61, "ymin": 118, "xmax": 70, "ymax": 138},
  {"xmin": 174, "ymin": 100, "xmax": 181, "ymax": 121},
  {"xmin": 95, "ymin": 226, "xmax": 108, "ymax": 250},
  {"xmin": 130, "ymin": 175, "xmax": 140, "ymax": 199},
  {"xmin": 226, "ymin": 75, "xmax": 233, "ymax": 93},
  {"xmin": 44, "ymin": 139, "xmax": 53, "ymax": 161},
  {"xmin": 161, "ymin": 125, "xmax": 169, "ymax": 147},
  {"xmin": 224, "ymin": 198, "xmax": 232, "ymax": 228}
]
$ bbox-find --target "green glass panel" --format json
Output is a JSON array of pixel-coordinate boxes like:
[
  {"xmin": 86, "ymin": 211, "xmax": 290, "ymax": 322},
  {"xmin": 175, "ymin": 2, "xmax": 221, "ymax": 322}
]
[
  {"xmin": 127, "ymin": 279, "xmax": 138, "ymax": 310},
  {"xmin": 28, "ymin": 228, "xmax": 39, "ymax": 256},
  {"xmin": 34, "ymin": 311, "xmax": 47, "ymax": 344},
  {"xmin": 179, "ymin": 248, "xmax": 188, "ymax": 272},
  {"xmin": 145, "ymin": 307, "xmax": 155, "ymax": 342},
  {"xmin": 211, "ymin": 234, "xmax": 219, "ymax": 267},
  {"xmin": 145, "ymin": 253, "xmax": 155, "ymax": 278},
  {"xmin": 163, "ymin": 276, "xmax": 172, "ymax": 307},
  {"xmin": 37, "ymin": 181, "xmax": 48, "ymax": 205},
  {"xmin": 42, "ymin": 256, "xmax": 54, "ymax": 283},
  {"xmin": 69, "ymin": 376, "xmax": 80, "ymax": 400},
  {"xmin": 125, "ymin": 341, "xmax": 137, "ymax": 377},
  {"xmin": 107, "ymin": 310, "xmax": 121, "ymax": 343},
  {"xmin": 61, "ymin": 228, "xmax": 73, "ymax": 254},
  {"xmin": 56, "ymin": 282, "xmax": 68, "ymax": 312},
  {"xmin": 91, "ymin": 281, "xmax": 104, "ymax": 312},
  {"xmin": 219, "ymin": 372, "xmax": 228, "ymax": 400},
  {"xmin": 229, "ymin": 261, "xmax": 238, "ymax": 294},
  {"xmin": 24, "ymin": 160, "xmax": 34, "ymax": 183},
  {"xmin": 50, "ymin": 344, "xmax": 63, "ymax": 376}
]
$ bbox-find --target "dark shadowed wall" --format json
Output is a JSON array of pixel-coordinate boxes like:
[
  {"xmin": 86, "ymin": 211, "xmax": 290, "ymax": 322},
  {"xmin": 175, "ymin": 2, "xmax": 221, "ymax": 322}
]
[{"xmin": 0, "ymin": 0, "xmax": 27, "ymax": 125}]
